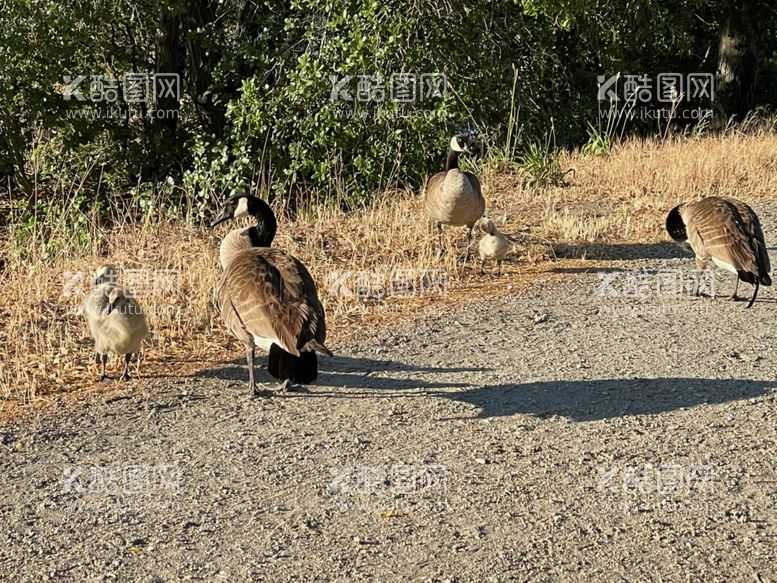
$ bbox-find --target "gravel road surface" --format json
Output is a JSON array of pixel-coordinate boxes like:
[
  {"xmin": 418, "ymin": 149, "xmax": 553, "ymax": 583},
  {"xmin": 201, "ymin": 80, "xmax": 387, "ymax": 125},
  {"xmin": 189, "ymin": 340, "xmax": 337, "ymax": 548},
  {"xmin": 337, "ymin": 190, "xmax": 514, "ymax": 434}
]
[{"xmin": 2, "ymin": 203, "xmax": 777, "ymax": 582}]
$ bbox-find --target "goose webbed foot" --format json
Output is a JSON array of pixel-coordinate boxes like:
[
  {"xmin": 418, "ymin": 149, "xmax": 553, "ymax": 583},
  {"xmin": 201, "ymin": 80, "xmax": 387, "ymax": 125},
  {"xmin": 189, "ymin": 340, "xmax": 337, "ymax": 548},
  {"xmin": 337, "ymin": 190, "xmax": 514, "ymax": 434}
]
[
  {"xmin": 98, "ymin": 374, "xmax": 110, "ymax": 382},
  {"xmin": 277, "ymin": 379, "xmax": 291, "ymax": 392},
  {"xmin": 250, "ymin": 383, "xmax": 274, "ymax": 398},
  {"xmin": 276, "ymin": 379, "xmax": 308, "ymax": 393},
  {"xmin": 119, "ymin": 372, "xmax": 131, "ymax": 382}
]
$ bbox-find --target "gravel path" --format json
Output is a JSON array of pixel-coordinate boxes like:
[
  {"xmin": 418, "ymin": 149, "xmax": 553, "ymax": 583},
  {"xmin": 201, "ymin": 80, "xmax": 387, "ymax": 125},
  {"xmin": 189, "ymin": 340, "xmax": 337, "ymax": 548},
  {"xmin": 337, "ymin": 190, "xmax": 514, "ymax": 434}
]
[{"xmin": 2, "ymin": 202, "xmax": 777, "ymax": 582}]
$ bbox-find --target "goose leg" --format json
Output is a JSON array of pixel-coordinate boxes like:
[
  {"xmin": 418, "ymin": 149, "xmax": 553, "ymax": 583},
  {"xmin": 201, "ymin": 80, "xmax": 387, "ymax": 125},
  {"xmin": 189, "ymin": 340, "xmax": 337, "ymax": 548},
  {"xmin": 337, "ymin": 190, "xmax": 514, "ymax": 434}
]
[
  {"xmin": 496, "ymin": 260, "xmax": 503, "ymax": 277},
  {"xmin": 479, "ymin": 258, "xmax": 485, "ymax": 276},
  {"xmin": 247, "ymin": 348, "xmax": 271, "ymax": 397},
  {"xmin": 436, "ymin": 223, "xmax": 443, "ymax": 259},
  {"xmin": 463, "ymin": 225, "xmax": 473, "ymax": 265},
  {"xmin": 120, "ymin": 354, "xmax": 132, "ymax": 381},
  {"xmin": 693, "ymin": 260, "xmax": 710, "ymax": 297},
  {"xmin": 98, "ymin": 353, "xmax": 109, "ymax": 382},
  {"xmin": 247, "ymin": 348, "xmax": 257, "ymax": 393},
  {"xmin": 727, "ymin": 276, "xmax": 740, "ymax": 301}
]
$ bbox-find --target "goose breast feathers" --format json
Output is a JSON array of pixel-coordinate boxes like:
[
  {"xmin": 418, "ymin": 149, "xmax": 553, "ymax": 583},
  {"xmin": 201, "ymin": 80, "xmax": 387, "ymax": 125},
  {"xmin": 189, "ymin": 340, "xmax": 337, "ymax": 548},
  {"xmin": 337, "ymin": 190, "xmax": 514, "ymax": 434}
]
[{"xmin": 424, "ymin": 169, "xmax": 485, "ymax": 226}]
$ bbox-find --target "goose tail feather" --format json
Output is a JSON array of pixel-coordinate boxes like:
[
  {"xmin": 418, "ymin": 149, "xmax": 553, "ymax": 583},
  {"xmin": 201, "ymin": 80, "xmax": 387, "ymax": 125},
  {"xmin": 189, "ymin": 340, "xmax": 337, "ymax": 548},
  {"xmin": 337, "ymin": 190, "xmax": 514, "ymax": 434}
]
[{"xmin": 268, "ymin": 344, "xmax": 318, "ymax": 383}]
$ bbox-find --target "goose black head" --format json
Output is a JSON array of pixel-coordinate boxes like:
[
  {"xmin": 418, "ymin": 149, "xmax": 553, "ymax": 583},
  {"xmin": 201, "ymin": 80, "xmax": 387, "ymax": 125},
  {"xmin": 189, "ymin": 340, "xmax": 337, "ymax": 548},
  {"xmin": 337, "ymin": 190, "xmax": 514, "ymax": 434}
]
[
  {"xmin": 449, "ymin": 135, "xmax": 472, "ymax": 154},
  {"xmin": 210, "ymin": 193, "xmax": 277, "ymax": 246},
  {"xmin": 665, "ymin": 204, "xmax": 688, "ymax": 243}
]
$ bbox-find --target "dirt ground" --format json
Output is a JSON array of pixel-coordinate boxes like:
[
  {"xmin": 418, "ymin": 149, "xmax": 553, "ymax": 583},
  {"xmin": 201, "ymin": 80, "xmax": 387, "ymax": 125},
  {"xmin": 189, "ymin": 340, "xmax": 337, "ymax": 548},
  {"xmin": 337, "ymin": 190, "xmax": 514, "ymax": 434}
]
[{"xmin": 2, "ymin": 202, "xmax": 777, "ymax": 582}]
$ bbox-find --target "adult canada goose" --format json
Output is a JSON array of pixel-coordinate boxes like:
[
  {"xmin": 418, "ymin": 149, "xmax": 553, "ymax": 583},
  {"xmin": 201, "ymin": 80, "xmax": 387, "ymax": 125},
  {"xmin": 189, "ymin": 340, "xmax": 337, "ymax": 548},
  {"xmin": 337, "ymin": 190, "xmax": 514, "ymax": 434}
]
[
  {"xmin": 423, "ymin": 135, "xmax": 485, "ymax": 263},
  {"xmin": 477, "ymin": 218, "xmax": 509, "ymax": 276},
  {"xmin": 210, "ymin": 194, "xmax": 332, "ymax": 395},
  {"xmin": 82, "ymin": 264, "xmax": 149, "ymax": 381},
  {"xmin": 666, "ymin": 196, "xmax": 772, "ymax": 308}
]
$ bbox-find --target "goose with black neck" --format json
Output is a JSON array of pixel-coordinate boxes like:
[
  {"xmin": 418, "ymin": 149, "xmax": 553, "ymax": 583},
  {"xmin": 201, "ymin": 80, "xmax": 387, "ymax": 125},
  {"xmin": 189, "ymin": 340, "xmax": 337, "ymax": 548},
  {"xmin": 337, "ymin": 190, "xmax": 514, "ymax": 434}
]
[
  {"xmin": 423, "ymin": 134, "xmax": 486, "ymax": 264},
  {"xmin": 210, "ymin": 193, "xmax": 332, "ymax": 394}
]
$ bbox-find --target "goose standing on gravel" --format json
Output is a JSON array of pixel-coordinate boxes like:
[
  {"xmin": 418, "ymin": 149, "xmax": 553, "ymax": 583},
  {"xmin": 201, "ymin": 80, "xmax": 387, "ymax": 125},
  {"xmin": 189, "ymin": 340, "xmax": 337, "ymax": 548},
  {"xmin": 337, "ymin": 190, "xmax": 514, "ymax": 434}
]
[
  {"xmin": 82, "ymin": 264, "xmax": 149, "ymax": 381},
  {"xmin": 477, "ymin": 218, "xmax": 509, "ymax": 276},
  {"xmin": 424, "ymin": 135, "xmax": 486, "ymax": 263},
  {"xmin": 210, "ymin": 194, "xmax": 332, "ymax": 395},
  {"xmin": 666, "ymin": 196, "xmax": 772, "ymax": 308}
]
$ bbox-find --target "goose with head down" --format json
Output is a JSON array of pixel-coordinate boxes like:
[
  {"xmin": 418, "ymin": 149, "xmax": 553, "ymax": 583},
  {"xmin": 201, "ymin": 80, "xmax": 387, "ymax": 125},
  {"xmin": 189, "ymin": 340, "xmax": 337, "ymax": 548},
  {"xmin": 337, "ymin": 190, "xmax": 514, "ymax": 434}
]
[
  {"xmin": 666, "ymin": 196, "xmax": 771, "ymax": 308},
  {"xmin": 210, "ymin": 194, "xmax": 332, "ymax": 395}
]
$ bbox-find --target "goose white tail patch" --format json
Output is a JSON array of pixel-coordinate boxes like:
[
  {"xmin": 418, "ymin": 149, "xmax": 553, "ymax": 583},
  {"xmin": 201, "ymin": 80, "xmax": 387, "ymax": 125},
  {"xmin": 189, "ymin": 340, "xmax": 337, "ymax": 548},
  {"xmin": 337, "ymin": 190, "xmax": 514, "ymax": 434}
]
[
  {"xmin": 711, "ymin": 257, "xmax": 738, "ymax": 275},
  {"xmin": 235, "ymin": 197, "xmax": 249, "ymax": 218},
  {"xmin": 254, "ymin": 335, "xmax": 291, "ymax": 352}
]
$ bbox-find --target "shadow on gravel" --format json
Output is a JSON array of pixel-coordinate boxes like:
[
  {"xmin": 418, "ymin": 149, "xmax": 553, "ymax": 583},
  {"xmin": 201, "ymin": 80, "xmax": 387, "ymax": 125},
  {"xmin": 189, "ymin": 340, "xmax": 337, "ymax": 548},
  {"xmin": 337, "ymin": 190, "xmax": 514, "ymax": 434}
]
[
  {"xmin": 448, "ymin": 377, "xmax": 776, "ymax": 421},
  {"xmin": 554, "ymin": 242, "xmax": 690, "ymax": 261},
  {"xmin": 197, "ymin": 355, "xmax": 481, "ymax": 392}
]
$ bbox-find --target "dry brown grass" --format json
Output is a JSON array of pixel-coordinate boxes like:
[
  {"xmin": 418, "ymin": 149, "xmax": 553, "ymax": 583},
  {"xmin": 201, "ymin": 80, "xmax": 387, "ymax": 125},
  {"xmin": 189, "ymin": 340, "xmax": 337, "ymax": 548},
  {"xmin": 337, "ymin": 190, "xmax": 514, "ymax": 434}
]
[{"xmin": 2, "ymin": 130, "xmax": 777, "ymax": 405}]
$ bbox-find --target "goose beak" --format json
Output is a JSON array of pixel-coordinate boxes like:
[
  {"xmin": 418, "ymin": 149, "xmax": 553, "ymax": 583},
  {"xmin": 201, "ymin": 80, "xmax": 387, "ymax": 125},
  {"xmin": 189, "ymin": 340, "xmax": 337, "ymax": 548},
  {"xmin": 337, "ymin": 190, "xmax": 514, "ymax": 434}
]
[{"xmin": 210, "ymin": 209, "xmax": 231, "ymax": 228}]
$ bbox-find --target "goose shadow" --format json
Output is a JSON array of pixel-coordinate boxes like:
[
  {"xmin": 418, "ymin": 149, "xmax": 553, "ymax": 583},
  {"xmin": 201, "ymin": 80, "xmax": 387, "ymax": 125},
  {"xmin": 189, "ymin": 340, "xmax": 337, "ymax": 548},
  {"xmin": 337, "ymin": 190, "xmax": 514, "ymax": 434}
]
[
  {"xmin": 444, "ymin": 377, "xmax": 776, "ymax": 422},
  {"xmin": 553, "ymin": 242, "xmax": 691, "ymax": 261},
  {"xmin": 196, "ymin": 354, "xmax": 482, "ymax": 391}
]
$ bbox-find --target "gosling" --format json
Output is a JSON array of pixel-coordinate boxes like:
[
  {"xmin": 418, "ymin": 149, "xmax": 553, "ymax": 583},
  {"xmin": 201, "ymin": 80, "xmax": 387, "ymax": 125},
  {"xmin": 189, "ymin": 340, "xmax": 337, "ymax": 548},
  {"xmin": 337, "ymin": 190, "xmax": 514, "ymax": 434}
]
[
  {"xmin": 478, "ymin": 218, "xmax": 509, "ymax": 276},
  {"xmin": 82, "ymin": 264, "xmax": 149, "ymax": 381}
]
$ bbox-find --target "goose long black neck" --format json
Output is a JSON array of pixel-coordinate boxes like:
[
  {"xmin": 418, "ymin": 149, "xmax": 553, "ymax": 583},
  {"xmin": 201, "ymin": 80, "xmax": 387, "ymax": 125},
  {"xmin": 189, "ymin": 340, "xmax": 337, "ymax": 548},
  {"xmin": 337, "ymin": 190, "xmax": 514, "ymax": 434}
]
[
  {"xmin": 246, "ymin": 198, "xmax": 277, "ymax": 247},
  {"xmin": 445, "ymin": 149, "xmax": 460, "ymax": 171}
]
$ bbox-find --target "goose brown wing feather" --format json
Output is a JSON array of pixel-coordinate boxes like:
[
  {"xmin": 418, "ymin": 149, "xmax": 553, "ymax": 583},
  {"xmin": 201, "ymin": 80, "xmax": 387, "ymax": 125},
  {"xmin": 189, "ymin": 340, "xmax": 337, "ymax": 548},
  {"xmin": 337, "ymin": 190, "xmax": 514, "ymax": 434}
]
[
  {"xmin": 724, "ymin": 198, "xmax": 771, "ymax": 277},
  {"xmin": 217, "ymin": 248, "xmax": 327, "ymax": 355},
  {"xmin": 423, "ymin": 171, "xmax": 447, "ymax": 218},
  {"xmin": 686, "ymin": 197, "xmax": 761, "ymax": 275},
  {"xmin": 464, "ymin": 171, "xmax": 482, "ymax": 197},
  {"xmin": 464, "ymin": 171, "xmax": 485, "ymax": 219}
]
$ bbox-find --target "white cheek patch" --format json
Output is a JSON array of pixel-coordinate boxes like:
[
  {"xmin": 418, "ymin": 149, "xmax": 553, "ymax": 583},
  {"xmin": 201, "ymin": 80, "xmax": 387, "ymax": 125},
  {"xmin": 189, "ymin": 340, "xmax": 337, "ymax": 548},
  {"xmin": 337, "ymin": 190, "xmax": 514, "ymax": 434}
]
[
  {"xmin": 235, "ymin": 197, "xmax": 249, "ymax": 218},
  {"xmin": 450, "ymin": 136, "xmax": 463, "ymax": 152}
]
